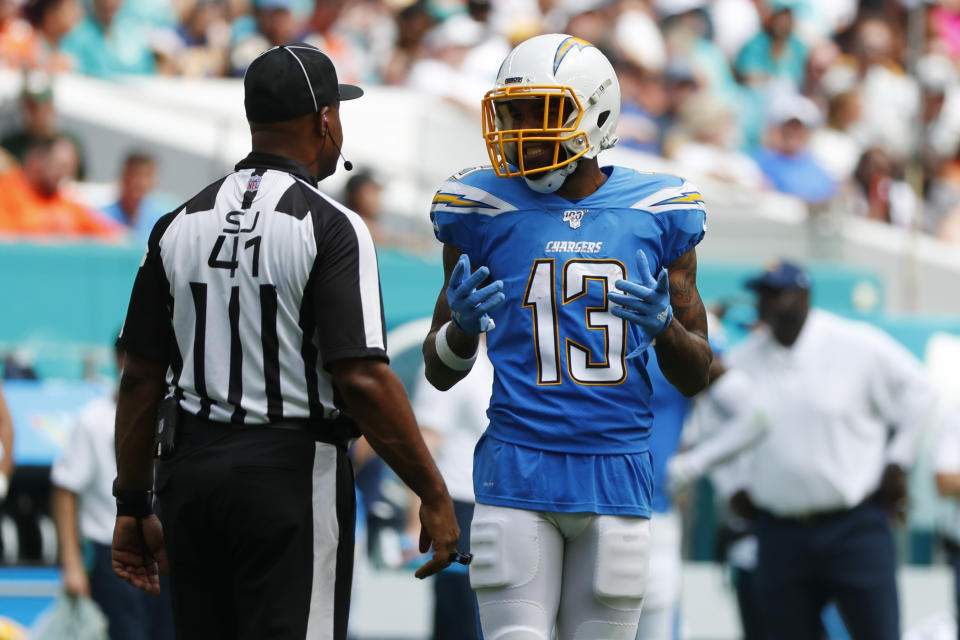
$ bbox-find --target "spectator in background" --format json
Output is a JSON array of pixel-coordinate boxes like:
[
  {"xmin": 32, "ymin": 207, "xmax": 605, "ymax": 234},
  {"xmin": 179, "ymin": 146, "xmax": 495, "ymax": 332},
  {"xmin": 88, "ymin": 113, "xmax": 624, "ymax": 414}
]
[
  {"xmin": 328, "ymin": 0, "xmax": 395, "ymax": 84},
  {"xmin": 652, "ymin": 313, "xmax": 772, "ymax": 640},
  {"xmin": 229, "ymin": 0, "xmax": 310, "ymax": 76},
  {"xmin": 0, "ymin": 137, "xmax": 118, "ymax": 238},
  {"xmin": 666, "ymin": 90, "xmax": 768, "ymax": 189},
  {"xmin": 752, "ymin": 93, "xmax": 836, "ymax": 204},
  {"xmin": 710, "ymin": 0, "xmax": 762, "ymax": 61},
  {"xmin": 675, "ymin": 353, "xmax": 767, "ymax": 640},
  {"xmin": 636, "ymin": 348, "xmax": 692, "ymax": 640},
  {"xmin": 1, "ymin": 71, "xmax": 85, "ymax": 179},
  {"xmin": 801, "ymin": 39, "xmax": 843, "ymax": 111},
  {"xmin": 0, "ymin": 0, "xmax": 38, "ymax": 68},
  {"xmin": 661, "ymin": 4, "xmax": 745, "ymax": 118},
  {"xmin": 344, "ymin": 168, "xmax": 433, "ymax": 252},
  {"xmin": 165, "ymin": 0, "xmax": 230, "ymax": 77},
  {"xmin": 610, "ymin": 8, "xmax": 669, "ymax": 155},
  {"xmin": 563, "ymin": 1, "xmax": 616, "ymax": 46},
  {"xmin": 20, "ymin": 0, "xmax": 80, "ymax": 71},
  {"xmin": 735, "ymin": 0, "xmax": 809, "ymax": 91},
  {"xmin": 409, "ymin": 342, "xmax": 492, "ymax": 640},
  {"xmin": 662, "ymin": 2, "xmax": 767, "ymax": 149},
  {"xmin": 615, "ymin": 60, "xmax": 669, "ymax": 155},
  {"xmin": 618, "ymin": 58, "xmax": 699, "ymax": 156},
  {"xmin": 925, "ymin": 148, "xmax": 960, "ymax": 241},
  {"xmin": 933, "ymin": 403, "xmax": 960, "ymax": 640},
  {"xmin": 51, "ymin": 345, "xmax": 173, "ymax": 640},
  {"xmin": 929, "ymin": 0, "xmax": 960, "ymax": 62},
  {"xmin": 102, "ymin": 151, "xmax": 166, "ymax": 243},
  {"xmin": 612, "ymin": 7, "xmax": 667, "ymax": 78},
  {"xmin": 0, "ymin": 72, "xmax": 56, "ymax": 163},
  {"xmin": 305, "ymin": 0, "xmax": 366, "ymax": 83},
  {"xmin": 344, "ymin": 169, "xmax": 383, "ymax": 239},
  {"xmin": 809, "ymin": 89, "xmax": 866, "ymax": 184},
  {"xmin": 727, "ymin": 259, "xmax": 935, "ymax": 640},
  {"xmin": 916, "ymin": 53, "xmax": 959, "ymax": 164},
  {"xmin": 406, "ymin": 13, "xmax": 494, "ymax": 112},
  {"xmin": 851, "ymin": 147, "xmax": 917, "ymax": 228},
  {"xmin": 453, "ymin": 0, "xmax": 509, "ymax": 100},
  {"xmin": 380, "ymin": 0, "xmax": 433, "ymax": 85},
  {"xmin": 60, "ymin": 0, "xmax": 157, "ymax": 77},
  {"xmin": 839, "ymin": 15, "xmax": 918, "ymax": 161}
]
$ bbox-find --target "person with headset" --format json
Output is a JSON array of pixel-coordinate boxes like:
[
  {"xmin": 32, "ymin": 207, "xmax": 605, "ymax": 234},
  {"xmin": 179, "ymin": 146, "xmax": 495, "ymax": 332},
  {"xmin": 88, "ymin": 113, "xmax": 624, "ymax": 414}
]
[{"xmin": 111, "ymin": 43, "xmax": 460, "ymax": 640}]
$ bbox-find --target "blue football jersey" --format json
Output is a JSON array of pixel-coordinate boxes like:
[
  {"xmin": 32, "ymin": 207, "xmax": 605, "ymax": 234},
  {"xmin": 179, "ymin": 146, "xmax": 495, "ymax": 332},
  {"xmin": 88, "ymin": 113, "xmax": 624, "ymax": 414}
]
[{"xmin": 431, "ymin": 165, "xmax": 706, "ymax": 514}]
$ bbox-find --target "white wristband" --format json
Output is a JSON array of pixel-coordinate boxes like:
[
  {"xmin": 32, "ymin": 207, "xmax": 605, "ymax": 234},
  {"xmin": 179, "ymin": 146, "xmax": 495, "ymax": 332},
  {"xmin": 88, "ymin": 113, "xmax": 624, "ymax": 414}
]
[
  {"xmin": 0, "ymin": 473, "xmax": 9, "ymax": 501},
  {"xmin": 435, "ymin": 321, "xmax": 478, "ymax": 371}
]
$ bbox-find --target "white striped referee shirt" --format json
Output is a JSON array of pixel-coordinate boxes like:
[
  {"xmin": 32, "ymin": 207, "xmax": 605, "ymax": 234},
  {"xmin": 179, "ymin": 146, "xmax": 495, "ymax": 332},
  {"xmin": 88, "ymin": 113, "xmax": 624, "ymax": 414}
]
[{"xmin": 118, "ymin": 151, "xmax": 388, "ymax": 425}]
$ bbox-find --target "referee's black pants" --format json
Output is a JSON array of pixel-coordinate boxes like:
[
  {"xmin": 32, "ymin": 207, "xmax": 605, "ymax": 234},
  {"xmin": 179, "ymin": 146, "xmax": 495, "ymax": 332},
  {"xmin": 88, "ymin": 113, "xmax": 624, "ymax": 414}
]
[
  {"xmin": 155, "ymin": 420, "xmax": 355, "ymax": 640},
  {"xmin": 753, "ymin": 501, "xmax": 898, "ymax": 640}
]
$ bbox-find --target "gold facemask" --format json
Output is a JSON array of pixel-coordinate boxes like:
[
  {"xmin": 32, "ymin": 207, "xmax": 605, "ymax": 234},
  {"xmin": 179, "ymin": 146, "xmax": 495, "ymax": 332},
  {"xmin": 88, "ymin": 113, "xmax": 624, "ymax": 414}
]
[{"xmin": 481, "ymin": 85, "xmax": 588, "ymax": 178}]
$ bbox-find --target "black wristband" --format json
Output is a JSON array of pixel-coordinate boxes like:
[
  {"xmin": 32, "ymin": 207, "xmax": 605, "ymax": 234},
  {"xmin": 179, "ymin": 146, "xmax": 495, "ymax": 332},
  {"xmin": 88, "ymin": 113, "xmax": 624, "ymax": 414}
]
[
  {"xmin": 113, "ymin": 478, "xmax": 153, "ymax": 518},
  {"xmin": 448, "ymin": 551, "xmax": 473, "ymax": 566}
]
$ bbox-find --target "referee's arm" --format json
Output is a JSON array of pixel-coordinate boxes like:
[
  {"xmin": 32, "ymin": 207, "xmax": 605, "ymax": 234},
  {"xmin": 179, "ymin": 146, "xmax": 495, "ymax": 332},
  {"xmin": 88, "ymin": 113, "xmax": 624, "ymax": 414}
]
[
  {"xmin": 111, "ymin": 215, "xmax": 174, "ymax": 595},
  {"xmin": 114, "ymin": 217, "xmax": 173, "ymax": 495},
  {"xmin": 115, "ymin": 355, "xmax": 166, "ymax": 494},
  {"xmin": 330, "ymin": 357, "xmax": 460, "ymax": 579}
]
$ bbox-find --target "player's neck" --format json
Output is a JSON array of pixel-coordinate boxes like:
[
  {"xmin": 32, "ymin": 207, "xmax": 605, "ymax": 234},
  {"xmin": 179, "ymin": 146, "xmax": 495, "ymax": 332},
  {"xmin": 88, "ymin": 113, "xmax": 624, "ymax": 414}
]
[{"xmin": 554, "ymin": 159, "xmax": 606, "ymax": 201}]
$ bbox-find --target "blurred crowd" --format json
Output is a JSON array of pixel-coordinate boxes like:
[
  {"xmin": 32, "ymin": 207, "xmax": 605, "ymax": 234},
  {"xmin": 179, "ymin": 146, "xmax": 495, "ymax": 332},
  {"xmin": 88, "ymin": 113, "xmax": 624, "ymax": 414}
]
[
  {"xmin": 0, "ymin": 69, "xmax": 170, "ymax": 240},
  {"xmin": 0, "ymin": 0, "xmax": 957, "ymax": 243}
]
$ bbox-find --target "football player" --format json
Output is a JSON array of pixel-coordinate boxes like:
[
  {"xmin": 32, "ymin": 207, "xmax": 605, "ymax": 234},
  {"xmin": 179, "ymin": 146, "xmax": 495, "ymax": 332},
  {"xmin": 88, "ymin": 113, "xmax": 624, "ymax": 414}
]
[{"xmin": 421, "ymin": 34, "xmax": 713, "ymax": 640}]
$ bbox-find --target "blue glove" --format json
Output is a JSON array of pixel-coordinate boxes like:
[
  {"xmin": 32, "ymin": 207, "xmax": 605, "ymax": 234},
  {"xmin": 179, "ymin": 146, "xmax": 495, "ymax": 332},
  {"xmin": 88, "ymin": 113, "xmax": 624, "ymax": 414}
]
[
  {"xmin": 608, "ymin": 250, "xmax": 673, "ymax": 359},
  {"xmin": 446, "ymin": 254, "xmax": 505, "ymax": 334}
]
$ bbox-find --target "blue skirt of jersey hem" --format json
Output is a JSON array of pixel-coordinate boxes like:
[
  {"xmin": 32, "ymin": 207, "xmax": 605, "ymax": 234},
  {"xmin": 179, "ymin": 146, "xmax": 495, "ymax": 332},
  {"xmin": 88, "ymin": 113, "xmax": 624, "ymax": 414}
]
[
  {"xmin": 472, "ymin": 433, "xmax": 654, "ymax": 517},
  {"xmin": 475, "ymin": 494, "xmax": 652, "ymax": 518}
]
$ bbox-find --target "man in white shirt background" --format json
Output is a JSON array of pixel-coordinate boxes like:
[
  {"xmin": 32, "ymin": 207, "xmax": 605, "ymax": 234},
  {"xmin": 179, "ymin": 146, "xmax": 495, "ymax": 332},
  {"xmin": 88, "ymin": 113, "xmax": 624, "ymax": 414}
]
[
  {"xmin": 50, "ymin": 344, "xmax": 173, "ymax": 640},
  {"xmin": 725, "ymin": 260, "xmax": 935, "ymax": 640}
]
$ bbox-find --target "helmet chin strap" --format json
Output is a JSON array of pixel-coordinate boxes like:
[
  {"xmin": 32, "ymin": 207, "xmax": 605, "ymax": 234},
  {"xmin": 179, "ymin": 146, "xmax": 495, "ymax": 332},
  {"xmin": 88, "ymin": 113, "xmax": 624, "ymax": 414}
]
[{"xmin": 523, "ymin": 159, "xmax": 578, "ymax": 194}]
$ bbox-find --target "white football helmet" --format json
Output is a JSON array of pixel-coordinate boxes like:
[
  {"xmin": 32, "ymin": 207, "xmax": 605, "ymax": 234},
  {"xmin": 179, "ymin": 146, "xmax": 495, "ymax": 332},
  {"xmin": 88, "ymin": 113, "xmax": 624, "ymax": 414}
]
[{"xmin": 482, "ymin": 33, "xmax": 621, "ymax": 193}]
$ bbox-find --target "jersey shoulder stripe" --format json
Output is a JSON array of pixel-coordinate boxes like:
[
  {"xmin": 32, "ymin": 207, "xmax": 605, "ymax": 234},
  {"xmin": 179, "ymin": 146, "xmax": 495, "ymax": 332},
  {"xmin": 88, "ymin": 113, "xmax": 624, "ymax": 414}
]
[
  {"xmin": 431, "ymin": 166, "xmax": 527, "ymax": 217},
  {"xmin": 275, "ymin": 175, "xmax": 352, "ymax": 222},
  {"xmin": 183, "ymin": 175, "xmax": 229, "ymax": 214},
  {"xmin": 293, "ymin": 176, "xmax": 372, "ymax": 230},
  {"xmin": 626, "ymin": 172, "xmax": 706, "ymax": 215}
]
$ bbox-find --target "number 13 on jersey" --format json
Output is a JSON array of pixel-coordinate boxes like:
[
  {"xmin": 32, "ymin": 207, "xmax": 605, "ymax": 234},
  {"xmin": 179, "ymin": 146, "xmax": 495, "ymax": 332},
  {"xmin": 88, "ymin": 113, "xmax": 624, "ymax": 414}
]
[{"xmin": 523, "ymin": 259, "xmax": 628, "ymax": 386}]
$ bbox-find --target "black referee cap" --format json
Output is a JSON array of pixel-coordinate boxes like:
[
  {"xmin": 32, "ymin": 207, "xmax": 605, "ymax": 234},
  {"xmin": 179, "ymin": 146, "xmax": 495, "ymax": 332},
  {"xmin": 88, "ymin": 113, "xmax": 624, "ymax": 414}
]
[{"xmin": 244, "ymin": 43, "xmax": 363, "ymax": 123}]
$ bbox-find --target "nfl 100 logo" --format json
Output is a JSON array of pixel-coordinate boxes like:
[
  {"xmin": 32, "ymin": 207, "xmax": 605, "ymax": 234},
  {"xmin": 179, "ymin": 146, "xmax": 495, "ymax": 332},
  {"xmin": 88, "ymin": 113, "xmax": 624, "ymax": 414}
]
[{"xmin": 563, "ymin": 209, "xmax": 587, "ymax": 229}]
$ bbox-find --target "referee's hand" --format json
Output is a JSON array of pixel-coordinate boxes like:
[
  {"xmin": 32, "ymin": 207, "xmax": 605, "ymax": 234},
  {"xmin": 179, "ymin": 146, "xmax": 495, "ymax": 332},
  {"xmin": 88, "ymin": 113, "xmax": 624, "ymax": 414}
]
[
  {"xmin": 414, "ymin": 498, "xmax": 460, "ymax": 579},
  {"xmin": 111, "ymin": 515, "xmax": 168, "ymax": 595}
]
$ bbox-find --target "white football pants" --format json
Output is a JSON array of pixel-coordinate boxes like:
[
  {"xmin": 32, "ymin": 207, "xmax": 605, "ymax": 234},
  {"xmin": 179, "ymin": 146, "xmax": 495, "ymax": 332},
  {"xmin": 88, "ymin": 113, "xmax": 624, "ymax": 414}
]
[
  {"xmin": 469, "ymin": 503, "xmax": 650, "ymax": 640},
  {"xmin": 635, "ymin": 510, "xmax": 683, "ymax": 640}
]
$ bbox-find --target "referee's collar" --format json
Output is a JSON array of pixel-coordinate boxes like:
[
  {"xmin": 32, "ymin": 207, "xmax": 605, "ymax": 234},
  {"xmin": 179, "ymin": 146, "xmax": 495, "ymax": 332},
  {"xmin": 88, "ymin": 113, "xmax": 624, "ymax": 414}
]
[{"xmin": 235, "ymin": 151, "xmax": 318, "ymax": 187}]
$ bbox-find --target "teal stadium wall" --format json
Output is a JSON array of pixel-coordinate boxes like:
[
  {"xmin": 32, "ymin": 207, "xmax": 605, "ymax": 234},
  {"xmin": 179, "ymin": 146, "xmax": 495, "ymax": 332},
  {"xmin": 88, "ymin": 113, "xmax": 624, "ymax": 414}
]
[{"xmin": 2, "ymin": 240, "xmax": 959, "ymax": 375}]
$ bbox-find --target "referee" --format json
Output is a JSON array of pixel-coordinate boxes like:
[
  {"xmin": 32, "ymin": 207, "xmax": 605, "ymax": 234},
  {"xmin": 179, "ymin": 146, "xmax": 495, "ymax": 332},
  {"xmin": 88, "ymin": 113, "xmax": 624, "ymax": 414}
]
[{"xmin": 110, "ymin": 43, "xmax": 460, "ymax": 640}]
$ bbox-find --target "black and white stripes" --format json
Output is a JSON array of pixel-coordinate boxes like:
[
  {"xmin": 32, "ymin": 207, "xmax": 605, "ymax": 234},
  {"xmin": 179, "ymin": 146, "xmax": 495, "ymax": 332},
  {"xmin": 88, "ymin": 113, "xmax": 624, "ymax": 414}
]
[{"xmin": 119, "ymin": 154, "xmax": 388, "ymax": 425}]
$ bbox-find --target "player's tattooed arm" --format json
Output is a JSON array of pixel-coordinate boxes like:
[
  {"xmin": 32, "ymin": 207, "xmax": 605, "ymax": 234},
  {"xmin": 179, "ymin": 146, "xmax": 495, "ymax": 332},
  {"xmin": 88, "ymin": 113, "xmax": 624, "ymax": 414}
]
[
  {"xmin": 654, "ymin": 246, "xmax": 712, "ymax": 396},
  {"xmin": 422, "ymin": 243, "xmax": 482, "ymax": 391}
]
